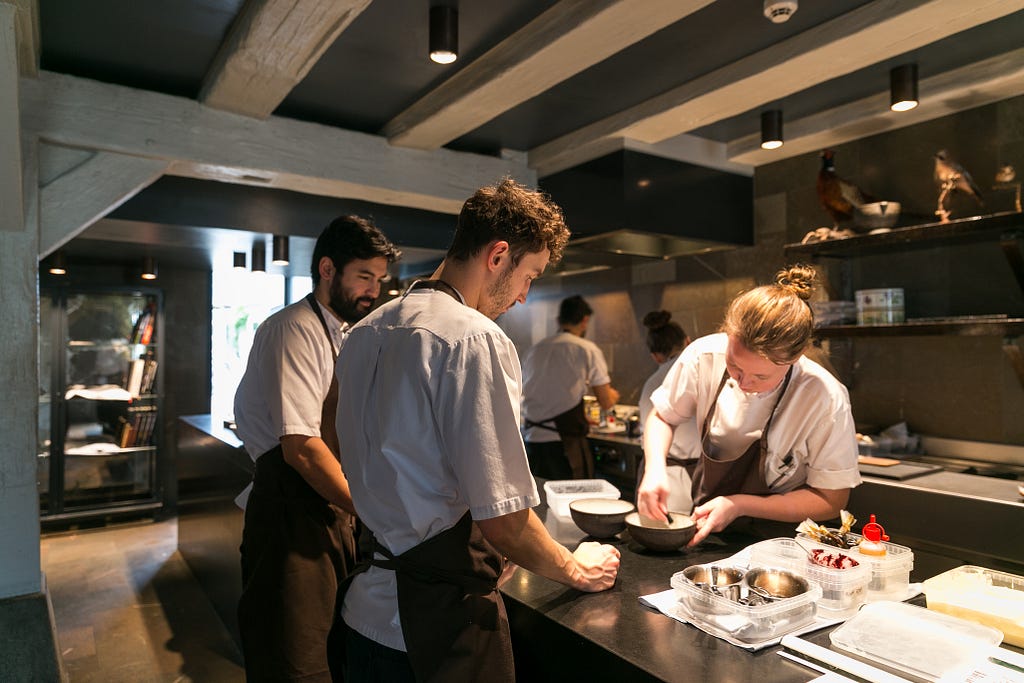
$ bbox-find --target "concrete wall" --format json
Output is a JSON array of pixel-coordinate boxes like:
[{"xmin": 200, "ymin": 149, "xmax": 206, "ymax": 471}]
[{"xmin": 501, "ymin": 94, "xmax": 1024, "ymax": 447}]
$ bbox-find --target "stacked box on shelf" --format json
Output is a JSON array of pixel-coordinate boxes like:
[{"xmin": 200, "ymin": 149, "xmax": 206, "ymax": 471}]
[
  {"xmin": 749, "ymin": 538, "xmax": 871, "ymax": 618},
  {"xmin": 796, "ymin": 532, "xmax": 914, "ymax": 601}
]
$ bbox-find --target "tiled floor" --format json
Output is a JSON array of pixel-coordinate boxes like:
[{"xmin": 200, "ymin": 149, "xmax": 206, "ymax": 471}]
[{"xmin": 40, "ymin": 519, "xmax": 245, "ymax": 682}]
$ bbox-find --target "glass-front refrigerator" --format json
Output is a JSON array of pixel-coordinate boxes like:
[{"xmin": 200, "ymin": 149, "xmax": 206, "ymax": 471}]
[{"xmin": 39, "ymin": 287, "xmax": 164, "ymax": 521}]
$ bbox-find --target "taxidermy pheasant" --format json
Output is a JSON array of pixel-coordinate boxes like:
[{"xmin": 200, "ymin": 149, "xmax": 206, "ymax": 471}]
[{"xmin": 817, "ymin": 149, "xmax": 874, "ymax": 227}]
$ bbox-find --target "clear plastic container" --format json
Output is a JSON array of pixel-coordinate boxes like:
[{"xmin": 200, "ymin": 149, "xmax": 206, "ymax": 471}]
[
  {"xmin": 670, "ymin": 568, "xmax": 821, "ymax": 643},
  {"xmin": 796, "ymin": 532, "xmax": 914, "ymax": 601},
  {"xmin": 542, "ymin": 479, "xmax": 620, "ymax": 518},
  {"xmin": 749, "ymin": 538, "xmax": 870, "ymax": 617},
  {"xmin": 924, "ymin": 565, "xmax": 1024, "ymax": 648},
  {"xmin": 830, "ymin": 601, "xmax": 1003, "ymax": 682}
]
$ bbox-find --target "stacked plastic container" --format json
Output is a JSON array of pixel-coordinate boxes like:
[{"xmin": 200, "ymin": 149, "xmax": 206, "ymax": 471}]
[
  {"xmin": 543, "ymin": 479, "xmax": 620, "ymax": 518},
  {"xmin": 749, "ymin": 538, "xmax": 871, "ymax": 618},
  {"xmin": 796, "ymin": 531, "xmax": 914, "ymax": 601}
]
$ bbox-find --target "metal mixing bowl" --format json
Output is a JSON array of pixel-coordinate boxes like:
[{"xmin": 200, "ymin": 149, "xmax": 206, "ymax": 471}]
[{"xmin": 743, "ymin": 567, "xmax": 810, "ymax": 599}]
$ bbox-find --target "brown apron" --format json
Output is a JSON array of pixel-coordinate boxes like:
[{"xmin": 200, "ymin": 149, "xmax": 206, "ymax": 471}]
[
  {"xmin": 690, "ymin": 366, "xmax": 793, "ymax": 508},
  {"xmin": 367, "ymin": 512, "xmax": 513, "ymax": 682},
  {"xmin": 524, "ymin": 399, "xmax": 593, "ymax": 478},
  {"xmin": 237, "ymin": 294, "xmax": 357, "ymax": 683}
]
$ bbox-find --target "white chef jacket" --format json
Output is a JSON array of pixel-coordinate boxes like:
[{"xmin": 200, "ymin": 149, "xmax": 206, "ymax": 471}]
[
  {"xmin": 521, "ymin": 331, "xmax": 611, "ymax": 443},
  {"xmin": 232, "ymin": 298, "xmax": 347, "ymax": 506},
  {"xmin": 639, "ymin": 353, "xmax": 699, "ymax": 462},
  {"xmin": 650, "ymin": 333, "xmax": 860, "ymax": 493},
  {"xmin": 335, "ymin": 286, "xmax": 539, "ymax": 652}
]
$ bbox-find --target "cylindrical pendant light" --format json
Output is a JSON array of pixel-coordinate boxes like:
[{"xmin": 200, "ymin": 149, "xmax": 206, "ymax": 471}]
[
  {"xmin": 272, "ymin": 235, "xmax": 290, "ymax": 265},
  {"xmin": 233, "ymin": 251, "xmax": 247, "ymax": 270},
  {"xmin": 48, "ymin": 251, "xmax": 68, "ymax": 275},
  {"xmin": 252, "ymin": 244, "xmax": 266, "ymax": 273},
  {"xmin": 429, "ymin": 6, "xmax": 458, "ymax": 64},
  {"xmin": 760, "ymin": 110, "xmax": 783, "ymax": 150},
  {"xmin": 890, "ymin": 63, "xmax": 918, "ymax": 112},
  {"xmin": 141, "ymin": 255, "xmax": 158, "ymax": 280}
]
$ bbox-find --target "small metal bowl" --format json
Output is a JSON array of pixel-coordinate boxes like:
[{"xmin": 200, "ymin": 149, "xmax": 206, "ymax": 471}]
[{"xmin": 743, "ymin": 567, "xmax": 810, "ymax": 600}]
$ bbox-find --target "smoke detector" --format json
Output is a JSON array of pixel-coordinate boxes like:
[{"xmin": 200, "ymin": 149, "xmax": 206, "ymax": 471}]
[{"xmin": 764, "ymin": 0, "xmax": 798, "ymax": 23}]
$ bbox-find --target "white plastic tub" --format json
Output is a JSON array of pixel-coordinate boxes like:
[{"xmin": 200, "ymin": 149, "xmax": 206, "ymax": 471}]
[
  {"xmin": 542, "ymin": 479, "xmax": 620, "ymax": 518},
  {"xmin": 671, "ymin": 568, "xmax": 821, "ymax": 643},
  {"xmin": 749, "ymin": 538, "xmax": 870, "ymax": 617},
  {"xmin": 796, "ymin": 532, "xmax": 914, "ymax": 601},
  {"xmin": 924, "ymin": 565, "xmax": 1024, "ymax": 648}
]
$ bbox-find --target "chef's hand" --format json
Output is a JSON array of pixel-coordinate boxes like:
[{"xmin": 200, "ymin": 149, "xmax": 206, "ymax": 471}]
[
  {"xmin": 636, "ymin": 469, "xmax": 670, "ymax": 522},
  {"xmin": 497, "ymin": 558, "xmax": 519, "ymax": 588},
  {"xmin": 571, "ymin": 541, "xmax": 620, "ymax": 592},
  {"xmin": 687, "ymin": 495, "xmax": 740, "ymax": 547}
]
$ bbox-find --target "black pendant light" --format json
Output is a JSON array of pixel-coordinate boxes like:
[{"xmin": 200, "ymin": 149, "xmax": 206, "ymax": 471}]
[
  {"xmin": 429, "ymin": 5, "xmax": 458, "ymax": 64},
  {"xmin": 760, "ymin": 110, "xmax": 783, "ymax": 150},
  {"xmin": 890, "ymin": 64, "xmax": 919, "ymax": 112},
  {"xmin": 272, "ymin": 235, "xmax": 290, "ymax": 266},
  {"xmin": 141, "ymin": 256, "xmax": 158, "ymax": 280},
  {"xmin": 233, "ymin": 251, "xmax": 247, "ymax": 270},
  {"xmin": 48, "ymin": 251, "xmax": 68, "ymax": 276},
  {"xmin": 252, "ymin": 244, "xmax": 266, "ymax": 273}
]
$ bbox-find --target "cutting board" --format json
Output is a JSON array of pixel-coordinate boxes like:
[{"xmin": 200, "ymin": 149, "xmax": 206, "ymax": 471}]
[{"xmin": 859, "ymin": 461, "xmax": 943, "ymax": 480}]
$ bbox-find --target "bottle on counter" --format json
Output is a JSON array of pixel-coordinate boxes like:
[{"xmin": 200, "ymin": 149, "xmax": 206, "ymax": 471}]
[{"xmin": 858, "ymin": 514, "xmax": 889, "ymax": 556}]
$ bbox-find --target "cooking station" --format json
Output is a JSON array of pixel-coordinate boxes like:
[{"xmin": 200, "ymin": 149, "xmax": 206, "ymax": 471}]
[{"xmin": 502, "ymin": 480, "xmax": 1023, "ymax": 683}]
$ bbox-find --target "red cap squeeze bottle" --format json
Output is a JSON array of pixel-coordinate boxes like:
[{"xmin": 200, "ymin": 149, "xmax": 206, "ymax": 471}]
[{"xmin": 859, "ymin": 514, "xmax": 889, "ymax": 556}]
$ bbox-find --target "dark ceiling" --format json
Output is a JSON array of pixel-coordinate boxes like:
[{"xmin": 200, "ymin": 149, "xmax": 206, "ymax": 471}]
[{"xmin": 31, "ymin": 0, "xmax": 1024, "ymax": 274}]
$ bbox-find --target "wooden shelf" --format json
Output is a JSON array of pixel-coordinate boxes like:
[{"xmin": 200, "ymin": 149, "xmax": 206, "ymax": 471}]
[
  {"xmin": 785, "ymin": 211, "xmax": 1024, "ymax": 259},
  {"xmin": 816, "ymin": 318, "xmax": 1024, "ymax": 338}
]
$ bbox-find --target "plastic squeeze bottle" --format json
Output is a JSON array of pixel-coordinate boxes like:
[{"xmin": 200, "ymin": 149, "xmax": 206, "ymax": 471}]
[{"xmin": 858, "ymin": 514, "xmax": 889, "ymax": 556}]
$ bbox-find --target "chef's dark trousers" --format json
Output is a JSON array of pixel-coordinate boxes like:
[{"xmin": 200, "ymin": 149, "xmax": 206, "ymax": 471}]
[
  {"xmin": 525, "ymin": 440, "xmax": 574, "ymax": 480},
  {"xmin": 343, "ymin": 628, "xmax": 416, "ymax": 682},
  {"xmin": 238, "ymin": 447, "xmax": 355, "ymax": 683}
]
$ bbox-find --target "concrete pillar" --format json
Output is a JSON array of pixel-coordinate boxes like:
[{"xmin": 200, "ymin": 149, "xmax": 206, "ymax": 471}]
[{"xmin": 0, "ymin": 0, "xmax": 42, "ymax": 600}]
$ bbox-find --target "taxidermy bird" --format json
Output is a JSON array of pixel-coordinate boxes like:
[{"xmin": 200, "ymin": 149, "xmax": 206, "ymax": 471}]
[
  {"xmin": 817, "ymin": 149, "xmax": 874, "ymax": 227},
  {"xmin": 995, "ymin": 164, "xmax": 1016, "ymax": 184},
  {"xmin": 933, "ymin": 150, "xmax": 983, "ymax": 205}
]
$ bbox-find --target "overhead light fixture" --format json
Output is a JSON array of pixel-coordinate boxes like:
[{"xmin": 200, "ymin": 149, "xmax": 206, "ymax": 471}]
[
  {"xmin": 760, "ymin": 110, "xmax": 783, "ymax": 150},
  {"xmin": 890, "ymin": 63, "xmax": 919, "ymax": 112},
  {"xmin": 429, "ymin": 5, "xmax": 458, "ymax": 64},
  {"xmin": 233, "ymin": 251, "xmax": 247, "ymax": 270},
  {"xmin": 272, "ymin": 235, "xmax": 290, "ymax": 266},
  {"xmin": 141, "ymin": 256, "xmax": 158, "ymax": 280},
  {"xmin": 252, "ymin": 244, "xmax": 266, "ymax": 273},
  {"xmin": 763, "ymin": 0, "xmax": 798, "ymax": 23},
  {"xmin": 48, "ymin": 251, "xmax": 67, "ymax": 276}
]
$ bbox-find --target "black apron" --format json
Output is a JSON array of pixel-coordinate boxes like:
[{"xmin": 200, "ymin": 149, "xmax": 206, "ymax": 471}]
[
  {"xmin": 237, "ymin": 294, "xmax": 357, "ymax": 683},
  {"xmin": 524, "ymin": 399, "xmax": 593, "ymax": 479},
  {"xmin": 341, "ymin": 279, "xmax": 516, "ymax": 682},
  {"xmin": 690, "ymin": 366, "xmax": 793, "ymax": 508}
]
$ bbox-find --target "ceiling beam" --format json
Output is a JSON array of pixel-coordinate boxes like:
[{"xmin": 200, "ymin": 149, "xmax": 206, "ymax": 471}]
[
  {"xmin": 728, "ymin": 48, "xmax": 1024, "ymax": 166},
  {"xmin": 199, "ymin": 0, "xmax": 371, "ymax": 119},
  {"xmin": 21, "ymin": 71, "xmax": 535, "ymax": 215},
  {"xmin": 383, "ymin": 0, "xmax": 715, "ymax": 150},
  {"xmin": 529, "ymin": 0, "xmax": 1024, "ymax": 173},
  {"xmin": 39, "ymin": 150, "xmax": 167, "ymax": 257}
]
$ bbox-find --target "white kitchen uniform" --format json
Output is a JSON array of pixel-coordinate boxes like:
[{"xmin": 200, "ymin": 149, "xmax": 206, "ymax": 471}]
[
  {"xmin": 521, "ymin": 331, "xmax": 611, "ymax": 443},
  {"xmin": 640, "ymin": 353, "xmax": 698, "ymax": 512},
  {"xmin": 335, "ymin": 286, "xmax": 539, "ymax": 652},
  {"xmin": 233, "ymin": 298, "xmax": 347, "ymax": 506},
  {"xmin": 650, "ymin": 333, "xmax": 860, "ymax": 493}
]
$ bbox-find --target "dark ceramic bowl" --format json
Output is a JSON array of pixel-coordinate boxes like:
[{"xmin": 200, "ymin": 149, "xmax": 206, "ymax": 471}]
[
  {"xmin": 624, "ymin": 511, "xmax": 696, "ymax": 551},
  {"xmin": 568, "ymin": 498, "xmax": 635, "ymax": 538}
]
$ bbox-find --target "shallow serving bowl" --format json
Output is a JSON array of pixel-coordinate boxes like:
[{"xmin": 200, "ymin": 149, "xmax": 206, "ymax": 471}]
[
  {"xmin": 568, "ymin": 498, "xmax": 635, "ymax": 538},
  {"xmin": 624, "ymin": 511, "xmax": 696, "ymax": 551},
  {"xmin": 743, "ymin": 567, "xmax": 811, "ymax": 599},
  {"xmin": 854, "ymin": 201, "xmax": 901, "ymax": 231}
]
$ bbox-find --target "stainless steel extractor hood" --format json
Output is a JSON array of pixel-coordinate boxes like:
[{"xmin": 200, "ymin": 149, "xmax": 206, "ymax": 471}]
[{"xmin": 540, "ymin": 150, "xmax": 753, "ymax": 261}]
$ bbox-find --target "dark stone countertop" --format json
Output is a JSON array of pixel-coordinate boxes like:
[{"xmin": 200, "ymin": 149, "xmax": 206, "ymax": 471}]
[{"xmin": 499, "ymin": 481, "xmax": 1020, "ymax": 683}]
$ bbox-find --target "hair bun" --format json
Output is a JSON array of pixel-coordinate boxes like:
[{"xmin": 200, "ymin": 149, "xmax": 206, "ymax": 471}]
[
  {"xmin": 775, "ymin": 264, "xmax": 817, "ymax": 301},
  {"xmin": 642, "ymin": 310, "xmax": 673, "ymax": 330}
]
